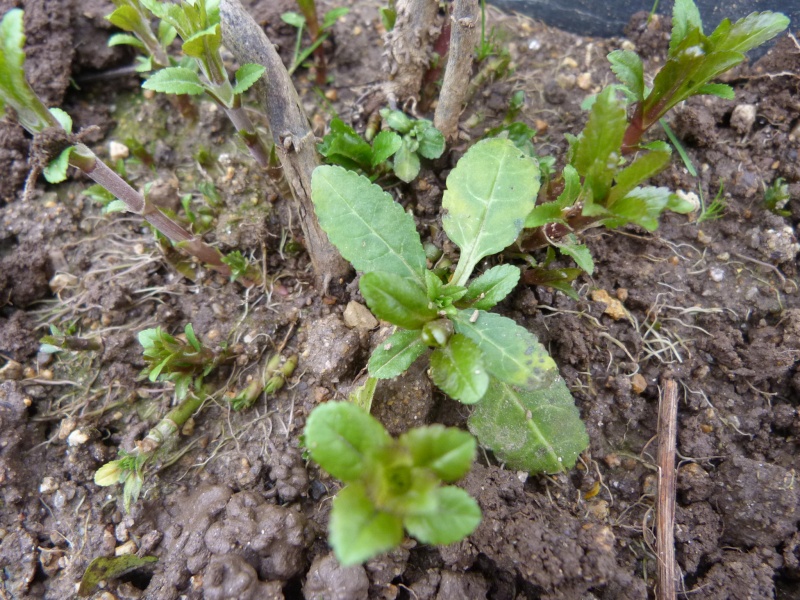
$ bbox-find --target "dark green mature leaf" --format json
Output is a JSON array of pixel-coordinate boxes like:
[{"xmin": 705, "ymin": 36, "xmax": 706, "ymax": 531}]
[
  {"xmin": 607, "ymin": 49, "xmax": 644, "ymax": 102},
  {"xmin": 311, "ymin": 166, "xmax": 428, "ymax": 286},
  {"xmin": 78, "ymin": 555, "xmax": 158, "ymax": 597},
  {"xmin": 368, "ymin": 329, "xmax": 427, "ymax": 379},
  {"xmin": 400, "ymin": 425, "xmax": 476, "ymax": 482},
  {"xmin": 232, "ymin": 63, "xmax": 265, "ymax": 94},
  {"xmin": 460, "ymin": 264, "xmax": 520, "ymax": 310},
  {"xmin": 318, "ymin": 118, "xmax": 374, "ymax": 170},
  {"xmin": 430, "ymin": 334, "xmax": 488, "ymax": 404},
  {"xmin": 304, "ymin": 402, "xmax": 391, "ymax": 482},
  {"xmin": 0, "ymin": 9, "xmax": 55, "ymax": 132},
  {"xmin": 452, "ymin": 310, "xmax": 556, "ymax": 390},
  {"xmin": 360, "ymin": 272, "xmax": 438, "ymax": 329},
  {"xmin": 468, "ymin": 377, "xmax": 589, "ymax": 473},
  {"xmin": 143, "ymin": 67, "xmax": 206, "ymax": 95},
  {"xmin": 710, "ymin": 11, "xmax": 790, "ymax": 54},
  {"xmin": 571, "ymin": 87, "xmax": 627, "ymax": 202},
  {"xmin": 330, "ymin": 483, "xmax": 404, "ymax": 566},
  {"xmin": 403, "ymin": 486, "xmax": 481, "ymax": 545},
  {"xmin": 669, "ymin": 0, "xmax": 703, "ymax": 57},
  {"xmin": 371, "ymin": 131, "xmax": 402, "ymax": 167},
  {"xmin": 393, "ymin": 138, "xmax": 421, "ymax": 182},
  {"xmin": 443, "ymin": 138, "xmax": 540, "ymax": 286}
]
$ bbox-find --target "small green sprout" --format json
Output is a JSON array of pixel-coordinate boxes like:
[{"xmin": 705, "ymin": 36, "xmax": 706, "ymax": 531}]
[
  {"xmin": 379, "ymin": 109, "xmax": 445, "ymax": 182},
  {"xmin": 311, "ymin": 137, "xmax": 588, "ymax": 472},
  {"xmin": 304, "ymin": 401, "xmax": 481, "ymax": 565},
  {"xmin": 696, "ymin": 184, "xmax": 726, "ymax": 223},
  {"xmin": 764, "ymin": 177, "xmax": 790, "ymax": 217},
  {"xmin": 282, "ymin": 1, "xmax": 350, "ymax": 81},
  {"xmin": 39, "ymin": 324, "xmax": 104, "ymax": 354},
  {"xmin": 228, "ymin": 353, "xmax": 298, "ymax": 410},
  {"xmin": 380, "ymin": 1, "xmax": 396, "ymax": 32},
  {"xmin": 317, "ymin": 118, "xmax": 402, "ymax": 180}
]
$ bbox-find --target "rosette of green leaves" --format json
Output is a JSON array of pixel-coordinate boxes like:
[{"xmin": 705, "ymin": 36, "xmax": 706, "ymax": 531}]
[
  {"xmin": 311, "ymin": 138, "xmax": 588, "ymax": 473},
  {"xmin": 379, "ymin": 108, "xmax": 445, "ymax": 182},
  {"xmin": 138, "ymin": 323, "xmax": 219, "ymax": 399},
  {"xmin": 304, "ymin": 401, "xmax": 481, "ymax": 565},
  {"xmin": 317, "ymin": 118, "xmax": 402, "ymax": 180}
]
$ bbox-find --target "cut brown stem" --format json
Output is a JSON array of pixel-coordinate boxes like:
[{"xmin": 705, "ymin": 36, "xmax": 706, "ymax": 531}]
[
  {"xmin": 656, "ymin": 378, "xmax": 678, "ymax": 600},
  {"xmin": 434, "ymin": 0, "xmax": 480, "ymax": 141}
]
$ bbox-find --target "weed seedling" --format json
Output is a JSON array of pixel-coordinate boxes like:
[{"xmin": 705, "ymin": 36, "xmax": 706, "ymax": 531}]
[
  {"xmin": 312, "ymin": 137, "xmax": 588, "ymax": 472},
  {"xmin": 282, "ymin": 1, "xmax": 350, "ymax": 82},
  {"xmin": 304, "ymin": 401, "xmax": 481, "ymax": 565},
  {"xmin": 764, "ymin": 177, "xmax": 790, "ymax": 217},
  {"xmin": 106, "ymin": 0, "xmax": 174, "ymax": 71},
  {"xmin": 696, "ymin": 184, "xmax": 726, "ymax": 223},
  {"xmin": 0, "ymin": 9, "xmax": 245, "ymax": 281}
]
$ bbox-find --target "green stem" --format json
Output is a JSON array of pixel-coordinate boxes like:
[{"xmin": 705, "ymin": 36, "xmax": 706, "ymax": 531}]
[{"xmin": 138, "ymin": 392, "xmax": 204, "ymax": 453}]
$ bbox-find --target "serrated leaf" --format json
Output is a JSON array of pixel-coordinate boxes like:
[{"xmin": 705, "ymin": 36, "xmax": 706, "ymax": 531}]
[
  {"xmin": 304, "ymin": 402, "xmax": 391, "ymax": 482},
  {"xmin": 555, "ymin": 239, "xmax": 594, "ymax": 275},
  {"xmin": 108, "ymin": 33, "xmax": 146, "ymax": 50},
  {"xmin": 460, "ymin": 264, "xmax": 520, "ymax": 310},
  {"xmin": 607, "ymin": 49, "xmax": 644, "ymax": 102},
  {"xmin": 330, "ymin": 483, "xmax": 404, "ymax": 566},
  {"xmin": 311, "ymin": 166, "xmax": 427, "ymax": 286},
  {"xmin": 0, "ymin": 9, "xmax": 54, "ymax": 132},
  {"xmin": 182, "ymin": 23, "xmax": 221, "ymax": 59},
  {"xmin": 232, "ymin": 63, "xmax": 265, "ymax": 94},
  {"xmin": 107, "ymin": 5, "xmax": 143, "ymax": 33},
  {"xmin": 368, "ymin": 329, "xmax": 427, "ymax": 379},
  {"xmin": 78, "ymin": 555, "xmax": 158, "ymax": 597},
  {"xmin": 360, "ymin": 272, "xmax": 438, "ymax": 329},
  {"xmin": 430, "ymin": 334, "xmax": 488, "ymax": 404},
  {"xmin": 696, "ymin": 82, "xmax": 735, "ymax": 99},
  {"xmin": 452, "ymin": 310, "xmax": 556, "ymax": 389},
  {"xmin": 710, "ymin": 11, "xmax": 789, "ymax": 54},
  {"xmin": 416, "ymin": 124, "xmax": 445, "ymax": 159},
  {"xmin": 43, "ymin": 147, "xmax": 74, "ymax": 184},
  {"xmin": 443, "ymin": 138, "xmax": 539, "ymax": 286},
  {"xmin": 403, "ymin": 486, "xmax": 481, "ymax": 545},
  {"xmin": 669, "ymin": 0, "xmax": 703, "ymax": 57},
  {"xmin": 393, "ymin": 138, "xmax": 420, "ymax": 182},
  {"xmin": 143, "ymin": 67, "xmax": 206, "ymax": 95},
  {"xmin": 524, "ymin": 202, "xmax": 564, "ymax": 228},
  {"xmin": 602, "ymin": 186, "xmax": 672, "ymax": 231},
  {"xmin": 48, "ymin": 107, "xmax": 72, "ymax": 133},
  {"xmin": 469, "ymin": 377, "xmax": 588, "ymax": 473},
  {"xmin": 371, "ymin": 130, "xmax": 402, "ymax": 167},
  {"xmin": 607, "ymin": 146, "xmax": 672, "ymax": 205},
  {"xmin": 400, "ymin": 425, "xmax": 476, "ymax": 482}
]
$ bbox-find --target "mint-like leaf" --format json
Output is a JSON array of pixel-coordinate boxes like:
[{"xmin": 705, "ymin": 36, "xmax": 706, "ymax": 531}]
[
  {"xmin": 460, "ymin": 264, "xmax": 520, "ymax": 310},
  {"xmin": 403, "ymin": 486, "xmax": 481, "ymax": 545},
  {"xmin": 233, "ymin": 63, "xmax": 265, "ymax": 94},
  {"xmin": 400, "ymin": 425, "xmax": 476, "ymax": 482},
  {"xmin": 430, "ymin": 334, "xmax": 488, "ymax": 404},
  {"xmin": 368, "ymin": 329, "xmax": 427, "ymax": 379},
  {"xmin": 143, "ymin": 67, "xmax": 206, "ymax": 95},
  {"xmin": 359, "ymin": 272, "xmax": 438, "ymax": 329}
]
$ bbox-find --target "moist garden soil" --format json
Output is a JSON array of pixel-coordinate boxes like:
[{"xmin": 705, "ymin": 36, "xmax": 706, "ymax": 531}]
[{"xmin": 1, "ymin": 1, "xmax": 799, "ymax": 598}]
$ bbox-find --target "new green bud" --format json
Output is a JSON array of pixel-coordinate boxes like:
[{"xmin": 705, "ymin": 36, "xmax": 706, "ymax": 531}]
[{"xmin": 420, "ymin": 319, "xmax": 454, "ymax": 347}]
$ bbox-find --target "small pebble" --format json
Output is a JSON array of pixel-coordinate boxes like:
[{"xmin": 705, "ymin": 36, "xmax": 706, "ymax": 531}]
[
  {"xmin": 709, "ymin": 267, "xmax": 725, "ymax": 282},
  {"xmin": 630, "ymin": 373, "xmax": 647, "ymax": 395},
  {"xmin": 576, "ymin": 72, "xmax": 592, "ymax": 90},
  {"xmin": 39, "ymin": 477, "xmax": 59, "ymax": 494},
  {"xmin": 67, "ymin": 429, "xmax": 89, "ymax": 447},
  {"xmin": 115, "ymin": 540, "xmax": 138, "ymax": 556},
  {"xmin": 730, "ymin": 104, "xmax": 756, "ymax": 134},
  {"xmin": 109, "ymin": 141, "xmax": 130, "ymax": 161},
  {"xmin": 561, "ymin": 56, "xmax": 578, "ymax": 69}
]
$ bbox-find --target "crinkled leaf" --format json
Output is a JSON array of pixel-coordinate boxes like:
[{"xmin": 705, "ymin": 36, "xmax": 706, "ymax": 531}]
[
  {"xmin": 143, "ymin": 67, "xmax": 206, "ymax": 95},
  {"xmin": 430, "ymin": 334, "xmax": 488, "ymax": 405},
  {"xmin": 696, "ymin": 82, "xmax": 735, "ymax": 99},
  {"xmin": 319, "ymin": 119, "xmax": 373, "ymax": 170},
  {"xmin": 78, "ymin": 555, "xmax": 158, "ymax": 597},
  {"xmin": 108, "ymin": 33, "xmax": 146, "ymax": 50},
  {"xmin": 360, "ymin": 272, "xmax": 438, "ymax": 329},
  {"xmin": 400, "ymin": 425, "xmax": 476, "ymax": 482},
  {"xmin": 710, "ymin": 12, "xmax": 790, "ymax": 54},
  {"xmin": 304, "ymin": 401, "xmax": 391, "ymax": 482},
  {"xmin": 43, "ymin": 147, "xmax": 74, "ymax": 184},
  {"xmin": 460, "ymin": 264, "xmax": 520, "ymax": 310},
  {"xmin": 669, "ymin": 0, "xmax": 703, "ymax": 57},
  {"xmin": 311, "ymin": 166, "xmax": 427, "ymax": 285},
  {"xmin": 443, "ymin": 138, "xmax": 539, "ymax": 285},
  {"xmin": 393, "ymin": 138, "xmax": 420, "ymax": 182},
  {"xmin": 232, "ymin": 63, "xmax": 265, "ymax": 94},
  {"xmin": 416, "ymin": 124, "xmax": 445, "ymax": 159},
  {"xmin": 452, "ymin": 310, "xmax": 556, "ymax": 390},
  {"xmin": 368, "ymin": 329, "xmax": 427, "ymax": 379},
  {"xmin": 607, "ymin": 49, "xmax": 644, "ymax": 102},
  {"xmin": 371, "ymin": 130, "xmax": 402, "ymax": 167},
  {"xmin": 330, "ymin": 483, "xmax": 404, "ymax": 566},
  {"xmin": 469, "ymin": 377, "xmax": 589, "ymax": 473},
  {"xmin": 403, "ymin": 486, "xmax": 481, "ymax": 545}
]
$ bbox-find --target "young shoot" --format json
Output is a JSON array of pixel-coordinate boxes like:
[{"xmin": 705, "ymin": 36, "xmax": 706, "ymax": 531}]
[
  {"xmin": 304, "ymin": 401, "xmax": 481, "ymax": 565},
  {"xmin": 282, "ymin": 1, "xmax": 350, "ymax": 82}
]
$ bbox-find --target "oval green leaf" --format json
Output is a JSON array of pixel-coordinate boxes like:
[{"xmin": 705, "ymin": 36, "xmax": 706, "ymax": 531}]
[
  {"xmin": 403, "ymin": 486, "xmax": 481, "ymax": 545},
  {"xmin": 429, "ymin": 334, "xmax": 488, "ymax": 405},
  {"xmin": 360, "ymin": 272, "xmax": 438, "ymax": 330},
  {"xmin": 369, "ymin": 329, "xmax": 427, "ymax": 379},
  {"xmin": 400, "ymin": 425, "xmax": 476, "ymax": 482},
  {"xmin": 460, "ymin": 264, "xmax": 520, "ymax": 310},
  {"xmin": 142, "ymin": 67, "xmax": 206, "ymax": 95}
]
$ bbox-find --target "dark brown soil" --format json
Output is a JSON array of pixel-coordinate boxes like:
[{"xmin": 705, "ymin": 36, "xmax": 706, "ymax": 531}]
[{"xmin": 1, "ymin": 2, "xmax": 799, "ymax": 599}]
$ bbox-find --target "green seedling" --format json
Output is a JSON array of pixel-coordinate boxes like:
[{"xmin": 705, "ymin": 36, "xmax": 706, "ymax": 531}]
[
  {"xmin": 475, "ymin": 0, "xmax": 505, "ymax": 63},
  {"xmin": 696, "ymin": 183, "xmax": 726, "ymax": 223},
  {"xmin": 282, "ymin": 2, "xmax": 350, "ymax": 81},
  {"xmin": 317, "ymin": 118, "xmax": 402, "ymax": 180},
  {"xmin": 40, "ymin": 324, "xmax": 104, "ymax": 354},
  {"xmin": 517, "ymin": 0, "xmax": 788, "ymax": 263},
  {"xmin": 764, "ymin": 177, "xmax": 790, "ymax": 217},
  {"xmin": 228, "ymin": 353, "xmax": 298, "ymax": 410},
  {"xmin": 304, "ymin": 401, "xmax": 481, "ymax": 565},
  {"xmin": 379, "ymin": 108, "xmax": 445, "ymax": 182},
  {"xmin": 312, "ymin": 137, "xmax": 588, "ymax": 472},
  {"xmin": 0, "ymin": 9, "xmax": 241, "ymax": 281},
  {"xmin": 380, "ymin": 1, "xmax": 397, "ymax": 32},
  {"xmin": 483, "ymin": 91, "xmax": 537, "ymax": 157},
  {"xmin": 131, "ymin": 0, "xmax": 277, "ymax": 172},
  {"xmin": 106, "ymin": 0, "xmax": 174, "ymax": 71}
]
